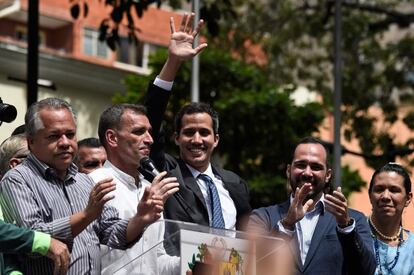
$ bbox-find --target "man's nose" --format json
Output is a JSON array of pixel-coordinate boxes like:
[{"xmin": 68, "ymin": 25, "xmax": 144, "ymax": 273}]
[
  {"xmin": 144, "ymin": 131, "xmax": 153, "ymax": 145},
  {"xmin": 303, "ymin": 165, "xmax": 312, "ymax": 176},
  {"xmin": 191, "ymin": 132, "xmax": 202, "ymax": 143},
  {"xmin": 58, "ymin": 135, "xmax": 70, "ymax": 147}
]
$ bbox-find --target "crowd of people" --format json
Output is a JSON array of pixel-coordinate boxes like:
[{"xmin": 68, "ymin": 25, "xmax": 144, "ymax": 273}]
[{"xmin": 0, "ymin": 12, "xmax": 413, "ymax": 275}]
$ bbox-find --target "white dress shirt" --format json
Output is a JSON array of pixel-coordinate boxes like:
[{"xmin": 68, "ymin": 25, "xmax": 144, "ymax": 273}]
[
  {"xmin": 89, "ymin": 161, "xmax": 179, "ymax": 275},
  {"xmin": 185, "ymin": 163, "xmax": 237, "ymax": 230}
]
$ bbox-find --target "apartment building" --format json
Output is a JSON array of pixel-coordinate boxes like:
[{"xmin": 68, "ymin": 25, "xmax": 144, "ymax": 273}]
[{"xmin": 0, "ymin": 0, "xmax": 184, "ymax": 140}]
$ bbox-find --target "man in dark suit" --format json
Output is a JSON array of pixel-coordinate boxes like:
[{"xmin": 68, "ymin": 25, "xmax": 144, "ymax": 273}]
[
  {"xmin": 143, "ymin": 16, "xmax": 251, "ymax": 231},
  {"xmin": 249, "ymin": 137, "xmax": 375, "ymax": 275}
]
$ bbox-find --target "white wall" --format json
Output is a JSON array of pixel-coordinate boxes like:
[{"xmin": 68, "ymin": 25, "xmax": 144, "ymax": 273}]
[
  {"xmin": 0, "ymin": 74, "xmax": 113, "ymax": 143},
  {"xmin": 0, "ymin": 73, "xmax": 27, "ymax": 140}
]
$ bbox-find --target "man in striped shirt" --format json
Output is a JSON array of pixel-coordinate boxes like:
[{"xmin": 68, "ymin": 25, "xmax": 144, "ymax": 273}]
[{"xmin": 0, "ymin": 98, "xmax": 173, "ymax": 274}]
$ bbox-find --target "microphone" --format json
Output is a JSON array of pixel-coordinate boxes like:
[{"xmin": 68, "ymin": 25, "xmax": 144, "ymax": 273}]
[
  {"xmin": 140, "ymin": 156, "xmax": 160, "ymax": 177},
  {"xmin": 139, "ymin": 156, "xmax": 194, "ymax": 218},
  {"xmin": 0, "ymin": 98, "xmax": 17, "ymax": 123}
]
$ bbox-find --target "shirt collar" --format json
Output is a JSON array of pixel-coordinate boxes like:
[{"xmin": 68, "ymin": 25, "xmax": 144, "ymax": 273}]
[
  {"xmin": 103, "ymin": 160, "xmax": 143, "ymax": 188},
  {"xmin": 185, "ymin": 163, "xmax": 216, "ymax": 180},
  {"xmin": 27, "ymin": 153, "xmax": 78, "ymax": 181}
]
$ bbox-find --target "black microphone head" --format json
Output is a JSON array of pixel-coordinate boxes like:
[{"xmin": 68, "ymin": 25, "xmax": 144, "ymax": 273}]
[
  {"xmin": 140, "ymin": 156, "xmax": 152, "ymax": 167},
  {"xmin": 0, "ymin": 102, "xmax": 17, "ymax": 123},
  {"xmin": 139, "ymin": 156, "xmax": 159, "ymax": 176}
]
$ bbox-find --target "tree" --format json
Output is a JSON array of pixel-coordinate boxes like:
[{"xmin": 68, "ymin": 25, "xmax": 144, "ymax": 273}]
[
  {"xmin": 113, "ymin": 46, "xmax": 364, "ymax": 207},
  {"xmin": 217, "ymin": 0, "xmax": 414, "ymax": 169},
  {"xmin": 69, "ymin": 0, "xmax": 233, "ymax": 50}
]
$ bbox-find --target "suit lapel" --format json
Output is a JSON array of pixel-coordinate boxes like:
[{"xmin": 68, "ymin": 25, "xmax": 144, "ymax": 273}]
[
  {"xmin": 302, "ymin": 210, "xmax": 334, "ymax": 270},
  {"xmin": 213, "ymin": 166, "xmax": 238, "ymax": 200},
  {"xmin": 177, "ymin": 160, "xmax": 208, "ymax": 212}
]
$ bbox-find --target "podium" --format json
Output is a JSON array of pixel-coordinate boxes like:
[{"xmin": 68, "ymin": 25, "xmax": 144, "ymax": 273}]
[{"xmin": 102, "ymin": 219, "xmax": 287, "ymax": 275}]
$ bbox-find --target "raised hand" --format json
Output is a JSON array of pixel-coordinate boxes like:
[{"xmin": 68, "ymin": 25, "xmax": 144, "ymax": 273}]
[
  {"xmin": 325, "ymin": 187, "xmax": 350, "ymax": 227},
  {"xmin": 169, "ymin": 12, "xmax": 208, "ymax": 62},
  {"xmin": 150, "ymin": 171, "xmax": 179, "ymax": 202},
  {"xmin": 136, "ymin": 187, "xmax": 164, "ymax": 225},
  {"xmin": 281, "ymin": 183, "xmax": 314, "ymax": 230},
  {"xmin": 84, "ymin": 177, "xmax": 115, "ymax": 220},
  {"xmin": 47, "ymin": 238, "xmax": 70, "ymax": 275},
  {"xmin": 125, "ymin": 186, "xmax": 165, "ymax": 243}
]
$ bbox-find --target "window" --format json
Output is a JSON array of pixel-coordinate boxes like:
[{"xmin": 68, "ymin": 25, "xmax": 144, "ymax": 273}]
[
  {"xmin": 116, "ymin": 37, "xmax": 159, "ymax": 68},
  {"xmin": 82, "ymin": 28, "xmax": 108, "ymax": 59},
  {"xmin": 15, "ymin": 26, "xmax": 46, "ymax": 46}
]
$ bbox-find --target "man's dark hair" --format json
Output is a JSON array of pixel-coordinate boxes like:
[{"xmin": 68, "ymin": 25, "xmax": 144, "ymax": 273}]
[
  {"xmin": 74, "ymin": 137, "xmax": 103, "ymax": 165},
  {"xmin": 78, "ymin": 137, "xmax": 102, "ymax": 148},
  {"xmin": 368, "ymin": 162, "xmax": 412, "ymax": 194},
  {"xmin": 292, "ymin": 136, "xmax": 331, "ymax": 167},
  {"xmin": 11, "ymin": 124, "xmax": 26, "ymax": 136},
  {"xmin": 98, "ymin": 104, "xmax": 147, "ymax": 148},
  {"xmin": 174, "ymin": 102, "xmax": 219, "ymax": 135}
]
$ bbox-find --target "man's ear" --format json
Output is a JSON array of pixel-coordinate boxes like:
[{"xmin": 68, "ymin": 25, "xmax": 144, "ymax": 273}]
[
  {"xmin": 213, "ymin": 134, "xmax": 219, "ymax": 147},
  {"xmin": 286, "ymin": 164, "xmax": 291, "ymax": 179},
  {"xmin": 174, "ymin": 132, "xmax": 179, "ymax": 146},
  {"xmin": 26, "ymin": 137, "xmax": 33, "ymax": 151},
  {"xmin": 326, "ymin": 168, "xmax": 332, "ymax": 183},
  {"xmin": 9, "ymin": 158, "xmax": 20, "ymax": 169},
  {"xmin": 27, "ymin": 136, "xmax": 33, "ymax": 145},
  {"xmin": 106, "ymin": 129, "xmax": 117, "ymax": 148}
]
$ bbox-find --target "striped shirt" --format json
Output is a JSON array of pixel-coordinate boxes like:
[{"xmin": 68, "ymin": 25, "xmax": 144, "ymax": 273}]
[{"xmin": 0, "ymin": 154, "xmax": 130, "ymax": 275}]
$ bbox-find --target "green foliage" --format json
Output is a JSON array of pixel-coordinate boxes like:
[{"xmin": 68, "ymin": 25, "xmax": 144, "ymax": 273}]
[
  {"xmin": 219, "ymin": 0, "xmax": 414, "ymax": 171},
  {"xmin": 340, "ymin": 165, "xmax": 366, "ymax": 198}
]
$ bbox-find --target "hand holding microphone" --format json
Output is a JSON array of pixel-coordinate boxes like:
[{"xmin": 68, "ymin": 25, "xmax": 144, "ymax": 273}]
[
  {"xmin": 140, "ymin": 156, "xmax": 162, "ymax": 177},
  {"xmin": 140, "ymin": 157, "xmax": 179, "ymax": 202}
]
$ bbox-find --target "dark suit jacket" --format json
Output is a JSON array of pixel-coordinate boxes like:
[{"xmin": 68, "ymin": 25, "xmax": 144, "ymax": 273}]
[
  {"xmin": 143, "ymin": 83, "xmax": 251, "ymax": 230},
  {"xmin": 249, "ymin": 200, "xmax": 376, "ymax": 275}
]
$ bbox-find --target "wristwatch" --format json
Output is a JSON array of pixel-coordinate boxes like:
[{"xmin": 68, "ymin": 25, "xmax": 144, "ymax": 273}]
[{"xmin": 338, "ymin": 218, "xmax": 354, "ymax": 229}]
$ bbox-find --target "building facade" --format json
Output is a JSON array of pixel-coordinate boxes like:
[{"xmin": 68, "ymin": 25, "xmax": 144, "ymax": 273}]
[{"xmin": 0, "ymin": 0, "xmax": 185, "ymax": 140}]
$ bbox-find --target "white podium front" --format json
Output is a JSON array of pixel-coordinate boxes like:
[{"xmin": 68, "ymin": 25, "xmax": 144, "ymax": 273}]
[{"xmin": 104, "ymin": 219, "xmax": 287, "ymax": 275}]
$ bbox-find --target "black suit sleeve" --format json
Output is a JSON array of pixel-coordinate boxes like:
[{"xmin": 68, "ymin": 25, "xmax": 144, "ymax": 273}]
[
  {"xmin": 337, "ymin": 212, "xmax": 376, "ymax": 275},
  {"xmin": 143, "ymin": 81, "xmax": 174, "ymax": 171}
]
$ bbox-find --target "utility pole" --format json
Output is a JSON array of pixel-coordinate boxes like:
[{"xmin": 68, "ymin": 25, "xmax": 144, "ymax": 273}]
[
  {"xmin": 27, "ymin": 0, "xmax": 39, "ymax": 107},
  {"xmin": 333, "ymin": 0, "xmax": 343, "ymax": 188},
  {"xmin": 191, "ymin": 0, "xmax": 200, "ymax": 102}
]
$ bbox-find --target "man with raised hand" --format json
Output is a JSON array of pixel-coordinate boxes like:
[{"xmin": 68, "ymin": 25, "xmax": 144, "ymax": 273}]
[{"xmin": 144, "ymin": 13, "xmax": 251, "ymax": 232}]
